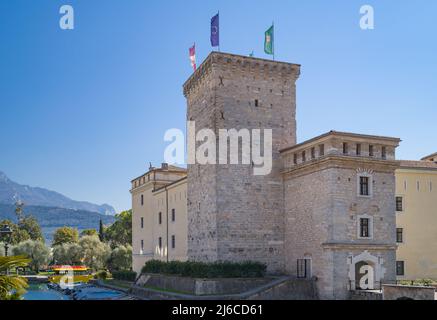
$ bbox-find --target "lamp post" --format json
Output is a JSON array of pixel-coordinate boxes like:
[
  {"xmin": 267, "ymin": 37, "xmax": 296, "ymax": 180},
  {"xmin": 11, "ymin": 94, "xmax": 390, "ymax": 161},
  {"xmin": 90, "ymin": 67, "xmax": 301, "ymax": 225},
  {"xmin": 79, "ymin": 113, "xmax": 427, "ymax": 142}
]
[{"xmin": 0, "ymin": 224, "xmax": 13, "ymax": 257}]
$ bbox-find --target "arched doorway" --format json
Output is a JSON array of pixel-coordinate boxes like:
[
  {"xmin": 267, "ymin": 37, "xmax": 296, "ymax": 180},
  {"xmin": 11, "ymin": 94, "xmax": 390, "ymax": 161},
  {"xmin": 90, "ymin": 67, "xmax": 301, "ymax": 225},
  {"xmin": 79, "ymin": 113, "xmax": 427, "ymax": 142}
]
[{"xmin": 348, "ymin": 251, "xmax": 386, "ymax": 291}]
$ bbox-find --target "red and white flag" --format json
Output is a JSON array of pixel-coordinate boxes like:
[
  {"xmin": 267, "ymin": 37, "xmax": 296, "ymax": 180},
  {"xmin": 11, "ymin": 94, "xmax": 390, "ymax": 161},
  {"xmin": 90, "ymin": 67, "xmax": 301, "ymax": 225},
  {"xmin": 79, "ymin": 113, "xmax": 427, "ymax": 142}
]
[{"xmin": 189, "ymin": 44, "xmax": 196, "ymax": 71}]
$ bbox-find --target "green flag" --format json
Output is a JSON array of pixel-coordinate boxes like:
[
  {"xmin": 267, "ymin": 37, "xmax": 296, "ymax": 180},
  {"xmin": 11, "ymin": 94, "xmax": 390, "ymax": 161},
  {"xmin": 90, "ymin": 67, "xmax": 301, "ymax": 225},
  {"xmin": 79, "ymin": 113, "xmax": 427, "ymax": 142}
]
[{"xmin": 264, "ymin": 25, "xmax": 274, "ymax": 55}]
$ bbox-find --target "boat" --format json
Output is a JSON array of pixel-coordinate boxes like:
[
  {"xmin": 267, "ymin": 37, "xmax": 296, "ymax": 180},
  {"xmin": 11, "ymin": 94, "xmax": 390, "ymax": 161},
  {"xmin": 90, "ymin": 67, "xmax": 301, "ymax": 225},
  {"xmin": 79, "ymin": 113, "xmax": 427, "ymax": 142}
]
[{"xmin": 48, "ymin": 265, "xmax": 93, "ymax": 285}]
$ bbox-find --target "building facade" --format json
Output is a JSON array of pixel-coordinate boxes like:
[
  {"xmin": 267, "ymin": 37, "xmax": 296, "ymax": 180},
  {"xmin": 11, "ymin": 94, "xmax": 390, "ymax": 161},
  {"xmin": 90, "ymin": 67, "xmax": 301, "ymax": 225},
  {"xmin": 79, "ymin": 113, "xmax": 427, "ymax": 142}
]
[
  {"xmin": 131, "ymin": 52, "xmax": 434, "ymax": 299},
  {"xmin": 395, "ymin": 155, "xmax": 437, "ymax": 280},
  {"xmin": 131, "ymin": 164, "xmax": 188, "ymax": 273}
]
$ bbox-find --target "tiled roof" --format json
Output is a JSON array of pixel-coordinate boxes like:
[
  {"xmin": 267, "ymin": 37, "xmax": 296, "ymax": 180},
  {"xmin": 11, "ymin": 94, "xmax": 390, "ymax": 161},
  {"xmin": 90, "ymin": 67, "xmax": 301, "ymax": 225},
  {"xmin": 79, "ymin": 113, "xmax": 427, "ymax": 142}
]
[
  {"xmin": 421, "ymin": 152, "xmax": 437, "ymax": 161},
  {"xmin": 399, "ymin": 160, "xmax": 437, "ymax": 169}
]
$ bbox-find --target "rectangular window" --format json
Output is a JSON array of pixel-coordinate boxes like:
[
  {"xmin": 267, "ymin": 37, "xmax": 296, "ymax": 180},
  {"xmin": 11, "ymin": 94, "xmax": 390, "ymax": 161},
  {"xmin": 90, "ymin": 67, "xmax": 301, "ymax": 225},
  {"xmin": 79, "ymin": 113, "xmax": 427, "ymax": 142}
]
[
  {"xmin": 158, "ymin": 212, "xmax": 162, "ymax": 224},
  {"xmin": 360, "ymin": 218, "xmax": 370, "ymax": 238},
  {"xmin": 360, "ymin": 176, "xmax": 369, "ymax": 196},
  {"xmin": 141, "ymin": 217, "xmax": 144, "ymax": 229},
  {"xmin": 141, "ymin": 240, "xmax": 144, "ymax": 251},
  {"xmin": 311, "ymin": 147, "xmax": 315, "ymax": 159},
  {"xmin": 158, "ymin": 237, "xmax": 162, "ymax": 249},
  {"xmin": 172, "ymin": 235, "xmax": 176, "ymax": 249},
  {"xmin": 396, "ymin": 228, "xmax": 403, "ymax": 243},
  {"xmin": 302, "ymin": 151, "xmax": 306, "ymax": 162},
  {"xmin": 319, "ymin": 144, "xmax": 325, "ymax": 156},
  {"xmin": 356, "ymin": 144, "xmax": 361, "ymax": 156},
  {"xmin": 382, "ymin": 146, "xmax": 387, "ymax": 159},
  {"xmin": 369, "ymin": 145, "xmax": 374, "ymax": 157},
  {"xmin": 293, "ymin": 153, "xmax": 298, "ymax": 165},
  {"xmin": 343, "ymin": 142, "xmax": 348, "ymax": 155},
  {"xmin": 172, "ymin": 209, "xmax": 176, "ymax": 222},
  {"xmin": 297, "ymin": 259, "xmax": 311, "ymax": 279},
  {"xmin": 396, "ymin": 261, "xmax": 405, "ymax": 276},
  {"xmin": 141, "ymin": 194, "xmax": 144, "ymax": 206},
  {"xmin": 396, "ymin": 197, "xmax": 403, "ymax": 212}
]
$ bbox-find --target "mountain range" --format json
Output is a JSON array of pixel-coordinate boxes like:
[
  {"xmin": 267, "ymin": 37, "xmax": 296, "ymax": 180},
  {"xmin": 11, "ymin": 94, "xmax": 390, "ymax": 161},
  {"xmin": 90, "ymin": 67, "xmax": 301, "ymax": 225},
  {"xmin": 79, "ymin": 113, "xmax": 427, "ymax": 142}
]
[
  {"xmin": 0, "ymin": 171, "xmax": 115, "ymax": 215},
  {"xmin": 0, "ymin": 171, "xmax": 116, "ymax": 243}
]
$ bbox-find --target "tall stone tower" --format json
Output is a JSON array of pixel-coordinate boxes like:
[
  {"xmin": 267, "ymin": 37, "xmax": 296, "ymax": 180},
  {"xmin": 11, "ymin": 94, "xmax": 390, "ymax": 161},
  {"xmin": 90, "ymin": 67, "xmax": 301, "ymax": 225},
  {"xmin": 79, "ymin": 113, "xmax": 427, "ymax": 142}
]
[{"xmin": 183, "ymin": 52, "xmax": 300, "ymax": 272}]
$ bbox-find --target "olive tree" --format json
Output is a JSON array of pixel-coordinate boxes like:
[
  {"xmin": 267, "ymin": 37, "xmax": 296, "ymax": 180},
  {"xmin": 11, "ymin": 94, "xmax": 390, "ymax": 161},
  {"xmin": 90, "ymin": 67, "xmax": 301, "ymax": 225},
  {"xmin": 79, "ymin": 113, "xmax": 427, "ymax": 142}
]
[
  {"xmin": 108, "ymin": 245, "xmax": 132, "ymax": 271},
  {"xmin": 52, "ymin": 242, "xmax": 83, "ymax": 265},
  {"xmin": 78, "ymin": 236, "xmax": 111, "ymax": 271},
  {"xmin": 12, "ymin": 240, "xmax": 51, "ymax": 272}
]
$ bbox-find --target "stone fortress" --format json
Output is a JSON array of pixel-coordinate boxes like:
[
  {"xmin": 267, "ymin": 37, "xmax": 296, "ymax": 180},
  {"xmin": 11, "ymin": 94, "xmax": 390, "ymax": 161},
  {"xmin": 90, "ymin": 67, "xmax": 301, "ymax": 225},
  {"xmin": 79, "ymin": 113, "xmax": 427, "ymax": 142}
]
[{"xmin": 131, "ymin": 52, "xmax": 437, "ymax": 299}]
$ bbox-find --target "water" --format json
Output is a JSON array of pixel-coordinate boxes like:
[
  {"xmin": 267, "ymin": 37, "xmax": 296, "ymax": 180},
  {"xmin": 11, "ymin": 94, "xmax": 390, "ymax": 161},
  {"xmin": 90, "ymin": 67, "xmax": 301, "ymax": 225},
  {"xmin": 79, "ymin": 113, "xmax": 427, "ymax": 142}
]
[
  {"xmin": 24, "ymin": 284, "xmax": 69, "ymax": 300},
  {"xmin": 23, "ymin": 283, "xmax": 124, "ymax": 300}
]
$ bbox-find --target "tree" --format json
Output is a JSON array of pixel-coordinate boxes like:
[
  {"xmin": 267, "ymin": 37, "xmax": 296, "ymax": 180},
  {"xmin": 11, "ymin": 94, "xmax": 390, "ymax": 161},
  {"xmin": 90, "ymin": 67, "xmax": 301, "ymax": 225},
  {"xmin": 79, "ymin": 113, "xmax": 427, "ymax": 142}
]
[
  {"xmin": 104, "ymin": 210, "xmax": 132, "ymax": 248},
  {"xmin": 108, "ymin": 245, "xmax": 132, "ymax": 271},
  {"xmin": 52, "ymin": 227, "xmax": 79, "ymax": 246},
  {"xmin": 12, "ymin": 240, "xmax": 51, "ymax": 272},
  {"xmin": 99, "ymin": 219, "xmax": 104, "ymax": 242},
  {"xmin": 52, "ymin": 243, "xmax": 83, "ymax": 266},
  {"xmin": 0, "ymin": 220, "xmax": 30, "ymax": 245},
  {"xmin": 0, "ymin": 256, "xmax": 30, "ymax": 300},
  {"xmin": 78, "ymin": 236, "xmax": 111, "ymax": 271},
  {"xmin": 19, "ymin": 216, "xmax": 44, "ymax": 242},
  {"xmin": 14, "ymin": 201, "xmax": 25, "ymax": 223},
  {"xmin": 81, "ymin": 229, "xmax": 98, "ymax": 237}
]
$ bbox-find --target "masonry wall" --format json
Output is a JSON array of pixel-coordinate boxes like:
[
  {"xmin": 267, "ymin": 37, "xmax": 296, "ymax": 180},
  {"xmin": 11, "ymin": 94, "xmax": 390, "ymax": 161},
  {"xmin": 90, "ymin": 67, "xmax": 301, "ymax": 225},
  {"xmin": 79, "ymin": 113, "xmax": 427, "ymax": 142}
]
[
  {"xmin": 184, "ymin": 53, "xmax": 300, "ymax": 272},
  {"xmin": 284, "ymin": 159, "xmax": 398, "ymax": 299}
]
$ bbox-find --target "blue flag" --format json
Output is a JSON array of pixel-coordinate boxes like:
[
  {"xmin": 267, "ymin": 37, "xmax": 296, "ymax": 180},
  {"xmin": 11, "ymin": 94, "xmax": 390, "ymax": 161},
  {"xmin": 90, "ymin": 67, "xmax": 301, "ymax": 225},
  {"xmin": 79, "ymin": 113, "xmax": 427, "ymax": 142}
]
[{"xmin": 210, "ymin": 13, "xmax": 219, "ymax": 47}]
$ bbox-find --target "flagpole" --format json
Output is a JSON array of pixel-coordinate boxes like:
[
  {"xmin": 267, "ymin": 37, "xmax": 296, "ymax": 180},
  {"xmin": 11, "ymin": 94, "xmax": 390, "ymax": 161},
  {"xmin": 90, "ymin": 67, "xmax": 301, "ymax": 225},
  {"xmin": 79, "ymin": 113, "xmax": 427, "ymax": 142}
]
[
  {"xmin": 218, "ymin": 11, "xmax": 220, "ymax": 52},
  {"xmin": 272, "ymin": 21, "xmax": 275, "ymax": 61}
]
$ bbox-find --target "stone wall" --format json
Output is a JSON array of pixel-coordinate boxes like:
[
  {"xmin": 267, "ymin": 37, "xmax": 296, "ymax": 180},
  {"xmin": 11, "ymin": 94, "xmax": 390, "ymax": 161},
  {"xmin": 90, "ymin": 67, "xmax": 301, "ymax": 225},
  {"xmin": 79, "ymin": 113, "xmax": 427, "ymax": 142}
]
[
  {"xmin": 132, "ymin": 274, "xmax": 317, "ymax": 300},
  {"xmin": 283, "ymin": 156, "xmax": 398, "ymax": 299},
  {"xmin": 382, "ymin": 284, "xmax": 436, "ymax": 300},
  {"xmin": 183, "ymin": 52, "xmax": 300, "ymax": 273}
]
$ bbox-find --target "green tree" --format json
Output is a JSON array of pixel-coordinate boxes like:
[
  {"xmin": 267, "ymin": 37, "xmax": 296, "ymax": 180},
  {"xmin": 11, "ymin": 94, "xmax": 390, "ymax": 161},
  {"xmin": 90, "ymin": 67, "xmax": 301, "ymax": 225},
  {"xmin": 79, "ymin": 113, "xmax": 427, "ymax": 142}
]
[
  {"xmin": 78, "ymin": 236, "xmax": 111, "ymax": 271},
  {"xmin": 104, "ymin": 210, "xmax": 132, "ymax": 248},
  {"xmin": 52, "ymin": 227, "xmax": 79, "ymax": 246},
  {"xmin": 99, "ymin": 219, "xmax": 104, "ymax": 242},
  {"xmin": 52, "ymin": 243, "xmax": 83, "ymax": 265},
  {"xmin": 19, "ymin": 216, "xmax": 44, "ymax": 242},
  {"xmin": 0, "ymin": 220, "xmax": 30, "ymax": 245},
  {"xmin": 81, "ymin": 229, "xmax": 98, "ymax": 237},
  {"xmin": 12, "ymin": 240, "xmax": 51, "ymax": 272},
  {"xmin": 0, "ymin": 256, "xmax": 30, "ymax": 300},
  {"xmin": 108, "ymin": 245, "xmax": 132, "ymax": 271}
]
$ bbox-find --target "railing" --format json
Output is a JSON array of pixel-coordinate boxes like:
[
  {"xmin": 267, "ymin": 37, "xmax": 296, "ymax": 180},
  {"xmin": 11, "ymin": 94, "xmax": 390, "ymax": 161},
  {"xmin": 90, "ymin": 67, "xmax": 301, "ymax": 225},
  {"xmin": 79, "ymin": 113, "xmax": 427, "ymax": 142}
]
[{"xmin": 349, "ymin": 279, "xmax": 436, "ymax": 291}]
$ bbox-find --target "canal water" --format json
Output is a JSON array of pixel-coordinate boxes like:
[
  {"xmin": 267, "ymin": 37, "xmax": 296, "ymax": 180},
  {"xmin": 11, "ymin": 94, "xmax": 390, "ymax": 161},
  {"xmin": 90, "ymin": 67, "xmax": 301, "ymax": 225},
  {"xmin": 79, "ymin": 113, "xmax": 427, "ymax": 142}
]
[
  {"xmin": 24, "ymin": 284, "xmax": 69, "ymax": 300},
  {"xmin": 23, "ymin": 283, "xmax": 125, "ymax": 300}
]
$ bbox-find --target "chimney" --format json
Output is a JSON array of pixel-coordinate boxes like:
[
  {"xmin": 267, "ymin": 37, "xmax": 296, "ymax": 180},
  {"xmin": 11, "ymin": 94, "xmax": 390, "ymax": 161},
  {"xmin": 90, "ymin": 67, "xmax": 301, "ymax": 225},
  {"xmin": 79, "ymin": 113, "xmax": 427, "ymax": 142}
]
[{"xmin": 161, "ymin": 163, "xmax": 169, "ymax": 170}]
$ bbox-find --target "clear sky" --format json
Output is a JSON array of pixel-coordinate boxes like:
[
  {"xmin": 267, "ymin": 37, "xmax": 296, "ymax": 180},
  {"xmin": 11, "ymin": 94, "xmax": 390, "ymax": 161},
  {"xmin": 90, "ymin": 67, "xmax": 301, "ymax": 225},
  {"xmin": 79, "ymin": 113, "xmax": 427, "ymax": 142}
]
[{"xmin": 1, "ymin": 1, "xmax": 436, "ymax": 212}]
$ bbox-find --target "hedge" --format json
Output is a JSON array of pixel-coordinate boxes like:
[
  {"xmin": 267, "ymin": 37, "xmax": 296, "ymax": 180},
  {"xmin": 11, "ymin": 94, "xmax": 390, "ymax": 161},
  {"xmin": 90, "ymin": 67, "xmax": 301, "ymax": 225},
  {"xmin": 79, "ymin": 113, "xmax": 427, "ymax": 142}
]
[
  {"xmin": 141, "ymin": 260, "xmax": 266, "ymax": 278},
  {"xmin": 112, "ymin": 270, "xmax": 137, "ymax": 282},
  {"xmin": 94, "ymin": 270, "xmax": 111, "ymax": 280}
]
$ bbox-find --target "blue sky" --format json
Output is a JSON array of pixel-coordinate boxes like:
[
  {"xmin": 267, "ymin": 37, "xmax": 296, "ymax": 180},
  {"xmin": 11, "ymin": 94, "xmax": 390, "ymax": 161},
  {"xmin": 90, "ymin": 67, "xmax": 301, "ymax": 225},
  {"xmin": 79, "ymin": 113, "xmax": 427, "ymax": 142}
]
[{"xmin": 0, "ymin": 1, "xmax": 436, "ymax": 211}]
